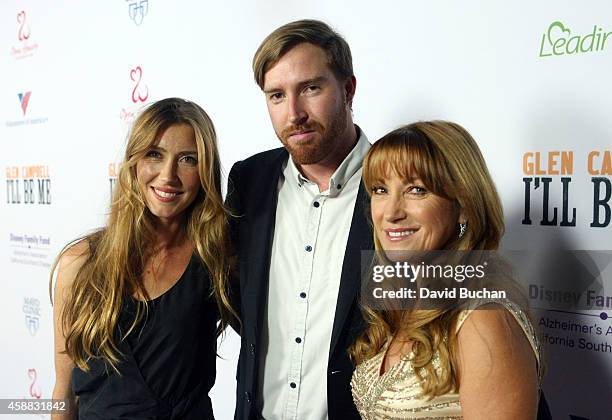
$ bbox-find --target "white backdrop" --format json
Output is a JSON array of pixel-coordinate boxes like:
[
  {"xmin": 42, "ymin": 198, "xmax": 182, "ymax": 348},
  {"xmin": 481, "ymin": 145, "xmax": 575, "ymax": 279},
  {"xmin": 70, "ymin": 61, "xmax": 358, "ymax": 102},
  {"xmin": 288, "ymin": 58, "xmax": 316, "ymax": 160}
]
[{"xmin": 1, "ymin": 1, "xmax": 611, "ymax": 419}]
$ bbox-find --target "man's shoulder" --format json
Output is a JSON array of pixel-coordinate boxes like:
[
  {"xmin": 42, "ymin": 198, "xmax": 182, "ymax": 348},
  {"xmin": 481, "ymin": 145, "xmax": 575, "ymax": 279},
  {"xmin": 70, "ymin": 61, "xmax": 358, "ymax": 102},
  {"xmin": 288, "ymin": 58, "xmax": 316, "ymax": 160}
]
[
  {"xmin": 237, "ymin": 147, "xmax": 287, "ymax": 168},
  {"xmin": 228, "ymin": 147, "xmax": 288, "ymax": 190}
]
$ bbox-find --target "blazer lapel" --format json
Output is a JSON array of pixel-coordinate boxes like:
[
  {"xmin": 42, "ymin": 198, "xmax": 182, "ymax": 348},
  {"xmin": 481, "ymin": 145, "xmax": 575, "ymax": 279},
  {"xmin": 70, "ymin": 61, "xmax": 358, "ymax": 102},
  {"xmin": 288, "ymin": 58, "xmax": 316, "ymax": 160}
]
[
  {"xmin": 241, "ymin": 149, "xmax": 288, "ymax": 343},
  {"xmin": 329, "ymin": 182, "xmax": 373, "ymax": 357}
]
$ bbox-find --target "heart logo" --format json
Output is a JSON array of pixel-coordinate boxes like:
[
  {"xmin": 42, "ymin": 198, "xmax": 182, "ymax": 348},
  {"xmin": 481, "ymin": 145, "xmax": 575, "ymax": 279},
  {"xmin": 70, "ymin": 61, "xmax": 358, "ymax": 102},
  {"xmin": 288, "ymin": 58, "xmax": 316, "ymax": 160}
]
[
  {"xmin": 547, "ymin": 21, "xmax": 571, "ymax": 46},
  {"xmin": 17, "ymin": 10, "xmax": 30, "ymax": 41},
  {"xmin": 130, "ymin": 66, "xmax": 149, "ymax": 103}
]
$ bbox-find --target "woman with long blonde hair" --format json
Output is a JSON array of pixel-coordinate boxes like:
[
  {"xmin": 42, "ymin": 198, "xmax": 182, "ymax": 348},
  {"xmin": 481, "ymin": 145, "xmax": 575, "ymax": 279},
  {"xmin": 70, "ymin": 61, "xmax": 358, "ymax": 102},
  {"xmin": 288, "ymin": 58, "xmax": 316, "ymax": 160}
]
[
  {"xmin": 350, "ymin": 121, "xmax": 544, "ymax": 419},
  {"xmin": 51, "ymin": 98, "xmax": 234, "ymax": 419}
]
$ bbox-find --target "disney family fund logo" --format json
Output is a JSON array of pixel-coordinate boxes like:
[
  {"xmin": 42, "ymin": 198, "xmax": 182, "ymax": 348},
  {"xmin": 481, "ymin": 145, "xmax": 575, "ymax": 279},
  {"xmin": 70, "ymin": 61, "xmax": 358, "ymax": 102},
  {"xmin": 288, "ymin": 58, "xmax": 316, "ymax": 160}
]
[
  {"xmin": 120, "ymin": 66, "xmax": 150, "ymax": 122},
  {"xmin": 11, "ymin": 11, "xmax": 39, "ymax": 59},
  {"xmin": 9, "ymin": 232, "xmax": 52, "ymax": 268},
  {"xmin": 539, "ymin": 21, "xmax": 612, "ymax": 57},
  {"xmin": 522, "ymin": 150, "xmax": 611, "ymax": 227},
  {"xmin": 5, "ymin": 165, "xmax": 52, "ymax": 205},
  {"xmin": 23, "ymin": 297, "xmax": 41, "ymax": 336},
  {"xmin": 7, "ymin": 91, "xmax": 48, "ymax": 127},
  {"xmin": 127, "ymin": 0, "xmax": 149, "ymax": 25}
]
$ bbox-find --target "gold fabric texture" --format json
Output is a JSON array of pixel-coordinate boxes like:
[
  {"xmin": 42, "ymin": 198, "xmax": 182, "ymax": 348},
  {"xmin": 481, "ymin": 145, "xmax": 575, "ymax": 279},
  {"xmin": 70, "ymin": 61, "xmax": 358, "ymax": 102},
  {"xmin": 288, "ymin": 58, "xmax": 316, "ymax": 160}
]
[{"xmin": 350, "ymin": 299, "xmax": 541, "ymax": 419}]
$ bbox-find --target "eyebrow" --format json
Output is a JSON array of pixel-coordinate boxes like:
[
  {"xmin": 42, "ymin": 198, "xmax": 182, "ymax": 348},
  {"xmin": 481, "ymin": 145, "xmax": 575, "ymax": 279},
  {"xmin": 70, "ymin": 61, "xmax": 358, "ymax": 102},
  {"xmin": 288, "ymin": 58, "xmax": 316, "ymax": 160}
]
[
  {"xmin": 263, "ymin": 76, "xmax": 328, "ymax": 94},
  {"xmin": 149, "ymin": 146, "xmax": 197, "ymax": 156}
]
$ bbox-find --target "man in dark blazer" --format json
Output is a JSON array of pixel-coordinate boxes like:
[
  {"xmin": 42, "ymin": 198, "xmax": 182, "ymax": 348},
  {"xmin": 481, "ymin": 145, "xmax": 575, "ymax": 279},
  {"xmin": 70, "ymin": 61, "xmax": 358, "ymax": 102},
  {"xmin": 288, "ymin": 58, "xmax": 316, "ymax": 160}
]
[{"xmin": 226, "ymin": 20, "xmax": 371, "ymax": 420}]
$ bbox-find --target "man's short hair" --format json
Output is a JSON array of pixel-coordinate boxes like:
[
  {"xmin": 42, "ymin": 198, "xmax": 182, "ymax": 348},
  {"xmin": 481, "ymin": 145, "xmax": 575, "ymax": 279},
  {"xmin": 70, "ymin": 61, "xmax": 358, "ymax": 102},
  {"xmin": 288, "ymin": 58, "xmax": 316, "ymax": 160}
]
[{"xmin": 252, "ymin": 19, "xmax": 353, "ymax": 90}]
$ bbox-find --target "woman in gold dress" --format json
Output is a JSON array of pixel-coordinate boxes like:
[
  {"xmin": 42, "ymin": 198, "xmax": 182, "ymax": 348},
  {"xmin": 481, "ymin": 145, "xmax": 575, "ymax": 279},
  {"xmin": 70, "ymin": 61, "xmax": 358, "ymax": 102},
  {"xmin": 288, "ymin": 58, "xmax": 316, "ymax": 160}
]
[{"xmin": 350, "ymin": 121, "xmax": 542, "ymax": 419}]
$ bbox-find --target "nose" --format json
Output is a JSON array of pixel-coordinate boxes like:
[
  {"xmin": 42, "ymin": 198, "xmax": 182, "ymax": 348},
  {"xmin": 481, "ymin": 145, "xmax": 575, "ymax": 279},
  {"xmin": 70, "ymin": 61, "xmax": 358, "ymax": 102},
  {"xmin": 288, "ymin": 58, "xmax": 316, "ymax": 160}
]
[
  {"xmin": 159, "ymin": 158, "xmax": 179, "ymax": 184},
  {"xmin": 384, "ymin": 194, "xmax": 406, "ymax": 223},
  {"xmin": 288, "ymin": 95, "xmax": 308, "ymax": 126}
]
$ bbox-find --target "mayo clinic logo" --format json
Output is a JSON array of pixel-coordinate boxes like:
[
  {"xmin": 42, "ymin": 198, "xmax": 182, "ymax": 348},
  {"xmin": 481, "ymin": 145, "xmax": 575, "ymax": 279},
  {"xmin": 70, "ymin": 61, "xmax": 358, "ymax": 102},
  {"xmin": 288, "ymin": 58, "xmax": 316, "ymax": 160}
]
[
  {"xmin": 127, "ymin": 0, "xmax": 149, "ymax": 25},
  {"xmin": 18, "ymin": 92, "xmax": 31, "ymax": 115},
  {"xmin": 539, "ymin": 21, "xmax": 612, "ymax": 57},
  {"xmin": 23, "ymin": 297, "xmax": 41, "ymax": 336},
  {"xmin": 11, "ymin": 10, "xmax": 39, "ymax": 59}
]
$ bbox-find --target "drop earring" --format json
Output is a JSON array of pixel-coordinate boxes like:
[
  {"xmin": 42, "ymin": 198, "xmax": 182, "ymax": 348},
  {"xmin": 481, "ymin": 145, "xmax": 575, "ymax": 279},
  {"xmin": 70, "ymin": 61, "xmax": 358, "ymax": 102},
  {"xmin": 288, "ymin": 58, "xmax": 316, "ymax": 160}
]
[{"xmin": 459, "ymin": 222, "xmax": 467, "ymax": 238}]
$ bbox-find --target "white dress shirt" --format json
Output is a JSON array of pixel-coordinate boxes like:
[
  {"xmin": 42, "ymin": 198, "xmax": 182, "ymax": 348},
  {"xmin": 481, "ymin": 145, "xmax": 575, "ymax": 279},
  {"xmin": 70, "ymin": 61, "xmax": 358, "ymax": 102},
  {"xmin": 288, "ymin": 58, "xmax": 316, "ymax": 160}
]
[{"xmin": 258, "ymin": 129, "xmax": 370, "ymax": 420}]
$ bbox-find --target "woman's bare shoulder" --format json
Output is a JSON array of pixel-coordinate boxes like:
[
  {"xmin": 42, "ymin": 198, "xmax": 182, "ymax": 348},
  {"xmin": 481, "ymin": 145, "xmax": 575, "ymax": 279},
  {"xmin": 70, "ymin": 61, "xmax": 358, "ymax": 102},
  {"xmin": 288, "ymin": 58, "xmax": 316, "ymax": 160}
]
[{"xmin": 56, "ymin": 240, "xmax": 90, "ymax": 289}]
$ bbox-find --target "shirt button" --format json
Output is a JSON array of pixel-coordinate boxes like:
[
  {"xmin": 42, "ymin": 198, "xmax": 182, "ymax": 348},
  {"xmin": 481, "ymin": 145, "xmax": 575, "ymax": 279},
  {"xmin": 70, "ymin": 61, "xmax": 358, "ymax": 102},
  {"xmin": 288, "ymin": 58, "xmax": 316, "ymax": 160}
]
[
  {"xmin": 245, "ymin": 392, "xmax": 251, "ymax": 403},
  {"xmin": 295, "ymin": 337, "xmax": 302, "ymax": 343},
  {"xmin": 313, "ymin": 201, "xmax": 320, "ymax": 208},
  {"xmin": 300, "ymin": 292, "xmax": 306, "ymax": 298},
  {"xmin": 290, "ymin": 382, "xmax": 297, "ymax": 389},
  {"xmin": 305, "ymin": 245, "xmax": 312, "ymax": 252},
  {"xmin": 337, "ymin": 184, "xmax": 342, "ymax": 189}
]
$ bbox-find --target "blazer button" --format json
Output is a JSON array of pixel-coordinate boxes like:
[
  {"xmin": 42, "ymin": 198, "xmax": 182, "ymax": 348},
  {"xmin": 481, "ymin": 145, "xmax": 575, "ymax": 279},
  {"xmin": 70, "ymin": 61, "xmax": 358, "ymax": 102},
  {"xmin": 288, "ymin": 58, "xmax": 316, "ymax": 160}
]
[
  {"xmin": 250, "ymin": 343, "xmax": 256, "ymax": 355},
  {"xmin": 245, "ymin": 391, "xmax": 251, "ymax": 403}
]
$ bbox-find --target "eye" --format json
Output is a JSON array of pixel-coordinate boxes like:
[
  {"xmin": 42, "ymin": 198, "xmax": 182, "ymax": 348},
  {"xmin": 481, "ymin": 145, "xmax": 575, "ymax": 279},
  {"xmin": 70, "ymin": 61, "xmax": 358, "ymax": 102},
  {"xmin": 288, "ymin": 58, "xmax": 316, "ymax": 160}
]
[
  {"xmin": 180, "ymin": 155, "xmax": 198, "ymax": 166},
  {"xmin": 407, "ymin": 186, "xmax": 427, "ymax": 195},
  {"xmin": 268, "ymin": 92, "xmax": 284, "ymax": 103},
  {"xmin": 144, "ymin": 150, "xmax": 162, "ymax": 159},
  {"xmin": 371, "ymin": 185, "xmax": 387, "ymax": 195},
  {"xmin": 303, "ymin": 85, "xmax": 320, "ymax": 94}
]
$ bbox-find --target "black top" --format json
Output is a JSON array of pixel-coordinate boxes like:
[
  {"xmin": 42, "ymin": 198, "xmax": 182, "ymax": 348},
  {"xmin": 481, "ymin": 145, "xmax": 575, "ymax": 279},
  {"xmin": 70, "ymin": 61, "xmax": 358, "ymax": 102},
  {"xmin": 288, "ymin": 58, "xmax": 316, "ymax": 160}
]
[{"xmin": 72, "ymin": 255, "xmax": 218, "ymax": 419}]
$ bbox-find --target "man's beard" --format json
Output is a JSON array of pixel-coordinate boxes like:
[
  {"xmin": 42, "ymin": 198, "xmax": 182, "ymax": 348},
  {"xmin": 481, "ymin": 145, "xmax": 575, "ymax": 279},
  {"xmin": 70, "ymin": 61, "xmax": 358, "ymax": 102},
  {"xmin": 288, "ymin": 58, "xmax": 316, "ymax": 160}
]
[{"xmin": 278, "ymin": 106, "xmax": 349, "ymax": 166}]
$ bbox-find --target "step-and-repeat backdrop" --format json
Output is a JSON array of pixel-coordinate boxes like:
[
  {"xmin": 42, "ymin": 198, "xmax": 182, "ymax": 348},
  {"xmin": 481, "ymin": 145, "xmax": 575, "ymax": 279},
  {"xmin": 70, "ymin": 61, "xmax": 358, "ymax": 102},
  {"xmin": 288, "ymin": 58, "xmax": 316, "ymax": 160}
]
[{"xmin": 1, "ymin": 1, "xmax": 610, "ymax": 419}]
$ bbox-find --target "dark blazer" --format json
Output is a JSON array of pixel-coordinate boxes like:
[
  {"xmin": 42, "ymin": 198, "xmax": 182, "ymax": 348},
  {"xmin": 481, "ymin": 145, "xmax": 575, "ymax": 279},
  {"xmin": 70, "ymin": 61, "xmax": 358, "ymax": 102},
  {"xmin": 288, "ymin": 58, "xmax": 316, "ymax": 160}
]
[{"xmin": 226, "ymin": 147, "xmax": 372, "ymax": 420}]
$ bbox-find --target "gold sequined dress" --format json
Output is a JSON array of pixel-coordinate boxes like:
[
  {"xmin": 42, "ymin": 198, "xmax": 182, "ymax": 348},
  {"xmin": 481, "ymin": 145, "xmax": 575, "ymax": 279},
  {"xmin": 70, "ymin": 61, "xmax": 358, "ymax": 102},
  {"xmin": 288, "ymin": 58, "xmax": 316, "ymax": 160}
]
[{"xmin": 350, "ymin": 299, "xmax": 541, "ymax": 419}]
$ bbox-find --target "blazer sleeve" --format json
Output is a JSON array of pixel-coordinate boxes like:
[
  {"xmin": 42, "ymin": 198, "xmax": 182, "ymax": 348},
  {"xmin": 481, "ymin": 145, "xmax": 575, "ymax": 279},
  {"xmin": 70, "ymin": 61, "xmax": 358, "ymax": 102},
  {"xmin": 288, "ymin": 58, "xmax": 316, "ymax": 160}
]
[{"xmin": 225, "ymin": 160, "xmax": 243, "ymax": 333}]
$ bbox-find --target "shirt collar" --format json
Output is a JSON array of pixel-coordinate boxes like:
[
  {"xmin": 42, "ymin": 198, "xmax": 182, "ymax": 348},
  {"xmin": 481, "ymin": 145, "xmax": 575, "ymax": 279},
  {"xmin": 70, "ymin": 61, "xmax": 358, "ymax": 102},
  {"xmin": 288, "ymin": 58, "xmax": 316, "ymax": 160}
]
[{"xmin": 286, "ymin": 126, "xmax": 370, "ymax": 197}]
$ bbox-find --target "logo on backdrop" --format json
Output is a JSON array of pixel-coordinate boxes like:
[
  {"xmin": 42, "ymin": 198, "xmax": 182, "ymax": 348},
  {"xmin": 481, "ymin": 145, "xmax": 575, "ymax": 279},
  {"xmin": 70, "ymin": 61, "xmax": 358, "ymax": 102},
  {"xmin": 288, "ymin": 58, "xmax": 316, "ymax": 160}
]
[
  {"xmin": 522, "ymin": 150, "xmax": 611, "ymax": 227},
  {"xmin": 131, "ymin": 66, "xmax": 149, "ymax": 103},
  {"xmin": 6, "ymin": 91, "xmax": 49, "ymax": 127},
  {"xmin": 5, "ymin": 165, "xmax": 52, "ymax": 205},
  {"xmin": 18, "ymin": 91, "xmax": 31, "ymax": 115},
  {"xmin": 23, "ymin": 297, "xmax": 41, "ymax": 336},
  {"xmin": 28, "ymin": 368, "xmax": 42, "ymax": 399},
  {"xmin": 109, "ymin": 162, "xmax": 120, "ymax": 198},
  {"xmin": 8, "ymin": 232, "xmax": 52, "ymax": 268},
  {"xmin": 127, "ymin": 0, "xmax": 149, "ymax": 25},
  {"xmin": 120, "ymin": 66, "xmax": 150, "ymax": 123},
  {"xmin": 539, "ymin": 21, "xmax": 612, "ymax": 57},
  {"xmin": 11, "ymin": 10, "xmax": 39, "ymax": 59},
  {"xmin": 17, "ymin": 10, "xmax": 30, "ymax": 41}
]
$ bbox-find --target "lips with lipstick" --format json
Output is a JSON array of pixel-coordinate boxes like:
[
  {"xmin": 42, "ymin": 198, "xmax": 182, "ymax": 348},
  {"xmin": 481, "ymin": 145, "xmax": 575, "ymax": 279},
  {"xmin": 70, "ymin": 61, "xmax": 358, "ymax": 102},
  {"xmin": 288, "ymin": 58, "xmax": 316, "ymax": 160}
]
[
  {"xmin": 385, "ymin": 227, "xmax": 419, "ymax": 241},
  {"xmin": 151, "ymin": 186, "xmax": 183, "ymax": 203}
]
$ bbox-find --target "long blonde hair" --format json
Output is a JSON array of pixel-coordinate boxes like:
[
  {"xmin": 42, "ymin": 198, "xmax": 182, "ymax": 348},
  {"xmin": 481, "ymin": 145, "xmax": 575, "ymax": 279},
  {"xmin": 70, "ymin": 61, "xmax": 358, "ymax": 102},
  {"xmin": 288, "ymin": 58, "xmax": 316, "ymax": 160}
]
[
  {"xmin": 51, "ymin": 98, "xmax": 236, "ymax": 372},
  {"xmin": 350, "ymin": 121, "xmax": 505, "ymax": 397}
]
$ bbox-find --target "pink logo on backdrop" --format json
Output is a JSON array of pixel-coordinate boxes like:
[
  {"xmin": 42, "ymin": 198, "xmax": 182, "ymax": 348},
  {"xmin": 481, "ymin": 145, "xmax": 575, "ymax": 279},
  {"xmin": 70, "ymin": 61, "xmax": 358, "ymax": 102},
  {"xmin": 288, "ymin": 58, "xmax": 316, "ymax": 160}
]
[
  {"xmin": 130, "ymin": 66, "xmax": 149, "ymax": 103},
  {"xmin": 28, "ymin": 368, "xmax": 42, "ymax": 399},
  {"xmin": 11, "ymin": 10, "xmax": 38, "ymax": 59},
  {"xmin": 17, "ymin": 11, "xmax": 31, "ymax": 41},
  {"xmin": 18, "ymin": 92, "xmax": 31, "ymax": 115}
]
